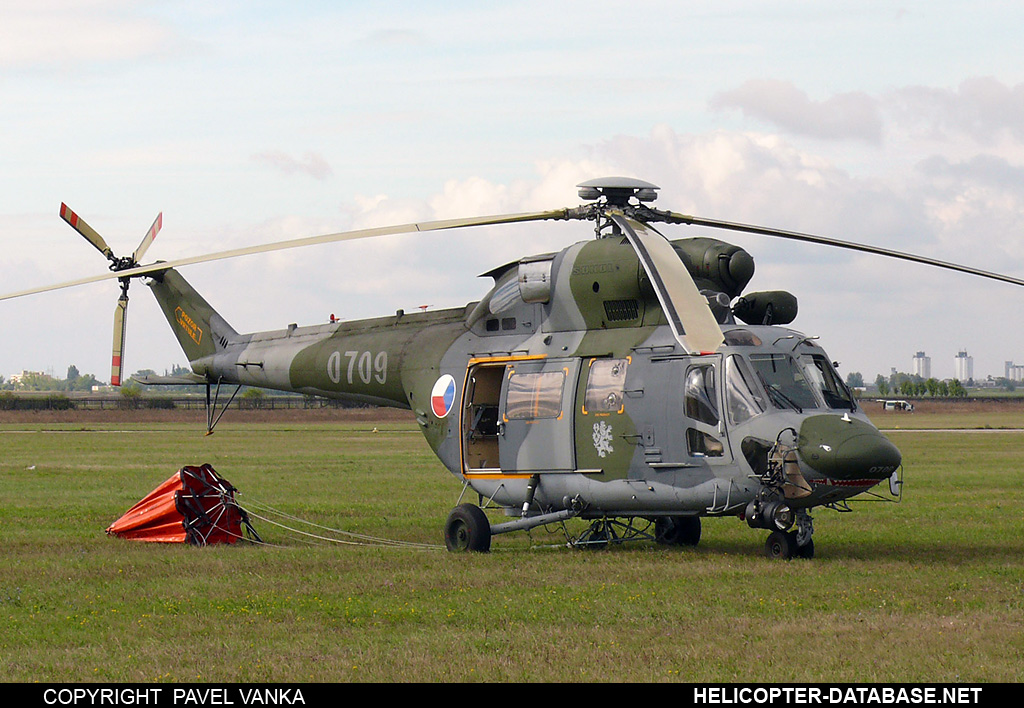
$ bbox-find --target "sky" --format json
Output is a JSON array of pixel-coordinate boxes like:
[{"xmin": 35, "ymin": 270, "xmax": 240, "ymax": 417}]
[{"xmin": 2, "ymin": 1, "xmax": 1024, "ymax": 385}]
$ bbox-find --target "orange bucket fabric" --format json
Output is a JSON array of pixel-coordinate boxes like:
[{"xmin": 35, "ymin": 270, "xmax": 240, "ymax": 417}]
[{"xmin": 106, "ymin": 464, "xmax": 257, "ymax": 545}]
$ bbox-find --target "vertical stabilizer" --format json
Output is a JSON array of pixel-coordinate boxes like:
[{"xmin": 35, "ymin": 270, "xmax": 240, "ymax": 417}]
[{"xmin": 147, "ymin": 268, "xmax": 236, "ymax": 365}]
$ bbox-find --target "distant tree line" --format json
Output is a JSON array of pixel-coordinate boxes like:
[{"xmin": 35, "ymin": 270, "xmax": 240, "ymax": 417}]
[
  {"xmin": 2, "ymin": 363, "xmax": 365, "ymax": 411},
  {"xmin": 872, "ymin": 372, "xmax": 967, "ymax": 398},
  {"xmin": 0, "ymin": 365, "xmax": 101, "ymax": 392},
  {"xmin": 1, "ymin": 364, "xmax": 207, "ymax": 393}
]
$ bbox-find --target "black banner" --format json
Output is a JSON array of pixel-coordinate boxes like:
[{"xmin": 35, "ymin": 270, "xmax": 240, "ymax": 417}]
[{"xmin": 19, "ymin": 684, "xmax": 1002, "ymax": 706}]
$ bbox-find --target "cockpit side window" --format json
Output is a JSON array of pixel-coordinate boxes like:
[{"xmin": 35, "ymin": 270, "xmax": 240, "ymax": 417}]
[
  {"xmin": 684, "ymin": 364, "xmax": 725, "ymax": 458},
  {"xmin": 800, "ymin": 354, "xmax": 856, "ymax": 410},
  {"xmin": 684, "ymin": 365, "xmax": 719, "ymax": 427},
  {"xmin": 725, "ymin": 355, "xmax": 766, "ymax": 424},
  {"xmin": 748, "ymin": 353, "xmax": 820, "ymax": 411}
]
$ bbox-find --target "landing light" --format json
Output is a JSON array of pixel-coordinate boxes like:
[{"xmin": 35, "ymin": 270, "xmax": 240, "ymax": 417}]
[
  {"xmin": 770, "ymin": 503, "xmax": 794, "ymax": 531},
  {"xmin": 745, "ymin": 499, "xmax": 794, "ymax": 531}
]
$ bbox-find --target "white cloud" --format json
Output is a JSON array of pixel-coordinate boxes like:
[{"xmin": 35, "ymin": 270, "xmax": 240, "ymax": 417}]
[
  {"xmin": 0, "ymin": 1, "xmax": 177, "ymax": 71},
  {"xmin": 710, "ymin": 79, "xmax": 884, "ymax": 144},
  {"xmin": 252, "ymin": 151, "xmax": 334, "ymax": 181},
  {"xmin": 888, "ymin": 77, "xmax": 1024, "ymax": 144}
]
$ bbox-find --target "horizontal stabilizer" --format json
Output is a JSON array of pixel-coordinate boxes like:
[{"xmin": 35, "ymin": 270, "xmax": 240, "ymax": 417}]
[{"xmin": 130, "ymin": 373, "xmax": 209, "ymax": 386}]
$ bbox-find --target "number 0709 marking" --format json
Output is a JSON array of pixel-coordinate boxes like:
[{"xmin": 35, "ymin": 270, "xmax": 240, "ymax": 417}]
[{"xmin": 327, "ymin": 350, "xmax": 388, "ymax": 385}]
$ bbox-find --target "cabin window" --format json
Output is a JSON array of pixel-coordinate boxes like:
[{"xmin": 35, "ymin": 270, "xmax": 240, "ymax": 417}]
[
  {"xmin": 799, "ymin": 354, "xmax": 856, "ymax": 410},
  {"xmin": 748, "ymin": 353, "xmax": 819, "ymax": 411},
  {"xmin": 505, "ymin": 371, "xmax": 565, "ymax": 420},
  {"xmin": 725, "ymin": 355, "xmax": 766, "ymax": 424},
  {"xmin": 684, "ymin": 365, "xmax": 719, "ymax": 427},
  {"xmin": 584, "ymin": 358, "xmax": 629, "ymax": 414}
]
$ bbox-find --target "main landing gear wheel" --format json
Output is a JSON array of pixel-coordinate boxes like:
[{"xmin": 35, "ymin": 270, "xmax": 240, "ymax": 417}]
[
  {"xmin": 655, "ymin": 516, "xmax": 701, "ymax": 546},
  {"xmin": 444, "ymin": 504, "xmax": 491, "ymax": 553}
]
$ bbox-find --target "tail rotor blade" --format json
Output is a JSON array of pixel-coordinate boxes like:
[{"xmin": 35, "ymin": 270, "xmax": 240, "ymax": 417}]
[
  {"xmin": 132, "ymin": 213, "xmax": 163, "ymax": 264},
  {"xmin": 613, "ymin": 214, "xmax": 724, "ymax": 354},
  {"xmin": 60, "ymin": 203, "xmax": 115, "ymax": 262},
  {"xmin": 111, "ymin": 295, "xmax": 128, "ymax": 387}
]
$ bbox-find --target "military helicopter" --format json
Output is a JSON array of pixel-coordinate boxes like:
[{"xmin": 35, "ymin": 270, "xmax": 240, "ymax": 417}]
[{"xmin": 6, "ymin": 177, "xmax": 1024, "ymax": 558}]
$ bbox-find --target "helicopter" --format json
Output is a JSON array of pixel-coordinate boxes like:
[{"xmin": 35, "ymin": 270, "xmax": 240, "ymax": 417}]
[{"xmin": 6, "ymin": 177, "xmax": 1024, "ymax": 559}]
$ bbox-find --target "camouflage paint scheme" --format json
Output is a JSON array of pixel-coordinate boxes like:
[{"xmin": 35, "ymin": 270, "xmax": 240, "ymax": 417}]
[{"xmin": 146, "ymin": 225, "xmax": 901, "ymax": 533}]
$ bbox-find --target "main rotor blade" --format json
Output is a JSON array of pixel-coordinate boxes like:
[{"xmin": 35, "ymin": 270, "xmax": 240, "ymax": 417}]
[
  {"xmin": 132, "ymin": 213, "xmax": 163, "ymax": 264},
  {"xmin": 111, "ymin": 295, "xmax": 128, "ymax": 387},
  {"xmin": 612, "ymin": 214, "xmax": 724, "ymax": 354},
  {"xmin": 60, "ymin": 203, "xmax": 115, "ymax": 261},
  {"xmin": 664, "ymin": 211, "xmax": 1024, "ymax": 288},
  {"xmin": 0, "ymin": 209, "xmax": 571, "ymax": 302}
]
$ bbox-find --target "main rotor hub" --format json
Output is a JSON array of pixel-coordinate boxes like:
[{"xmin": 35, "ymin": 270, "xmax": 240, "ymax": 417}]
[{"xmin": 577, "ymin": 177, "xmax": 659, "ymax": 207}]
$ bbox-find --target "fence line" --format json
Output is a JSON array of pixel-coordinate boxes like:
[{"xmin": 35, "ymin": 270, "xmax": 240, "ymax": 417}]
[{"xmin": 0, "ymin": 392, "xmax": 368, "ymax": 412}]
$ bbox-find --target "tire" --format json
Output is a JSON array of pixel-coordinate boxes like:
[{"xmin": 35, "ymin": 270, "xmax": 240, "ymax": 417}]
[
  {"xmin": 655, "ymin": 516, "xmax": 701, "ymax": 546},
  {"xmin": 444, "ymin": 504, "xmax": 491, "ymax": 553},
  {"xmin": 654, "ymin": 517, "xmax": 681, "ymax": 545},
  {"xmin": 676, "ymin": 516, "xmax": 701, "ymax": 546},
  {"xmin": 765, "ymin": 530, "xmax": 795, "ymax": 560}
]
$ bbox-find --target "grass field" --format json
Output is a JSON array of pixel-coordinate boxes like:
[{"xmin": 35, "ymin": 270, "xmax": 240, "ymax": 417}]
[{"xmin": 1, "ymin": 406, "xmax": 1022, "ymax": 683}]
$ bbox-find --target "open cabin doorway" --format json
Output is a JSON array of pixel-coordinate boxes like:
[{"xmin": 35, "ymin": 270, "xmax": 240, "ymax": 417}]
[{"xmin": 461, "ymin": 363, "xmax": 504, "ymax": 473}]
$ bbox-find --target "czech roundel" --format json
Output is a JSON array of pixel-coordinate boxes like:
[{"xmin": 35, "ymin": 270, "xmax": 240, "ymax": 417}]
[{"xmin": 430, "ymin": 374, "xmax": 457, "ymax": 418}]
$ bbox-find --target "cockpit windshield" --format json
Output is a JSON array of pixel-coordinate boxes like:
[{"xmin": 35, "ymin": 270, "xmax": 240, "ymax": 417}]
[
  {"xmin": 745, "ymin": 351, "xmax": 857, "ymax": 412},
  {"xmin": 747, "ymin": 353, "xmax": 819, "ymax": 412}
]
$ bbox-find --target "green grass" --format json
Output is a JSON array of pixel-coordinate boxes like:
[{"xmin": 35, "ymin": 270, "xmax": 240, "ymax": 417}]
[{"xmin": 1, "ymin": 416, "xmax": 1023, "ymax": 682}]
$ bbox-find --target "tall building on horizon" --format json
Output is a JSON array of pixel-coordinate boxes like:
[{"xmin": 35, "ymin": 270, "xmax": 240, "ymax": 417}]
[
  {"xmin": 912, "ymin": 351, "xmax": 931, "ymax": 379},
  {"xmin": 954, "ymin": 349, "xmax": 974, "ymax": 382}
]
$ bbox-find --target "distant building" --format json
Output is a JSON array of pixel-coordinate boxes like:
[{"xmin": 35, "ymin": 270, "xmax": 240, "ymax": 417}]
[
  {"xmin": 1006, "ymin": 361, "xmax": 1024, "ymax": 382},
  {"xmin": 7, "ymin": 371, "xmax": 41, "ymax": 388},
  {"xmin": 912, "ymin": 351, "xmax": 931, "ymax": 379},
  {"xmin": 954, "ymin": 350, "xmax": 974, "ymax": 382}
]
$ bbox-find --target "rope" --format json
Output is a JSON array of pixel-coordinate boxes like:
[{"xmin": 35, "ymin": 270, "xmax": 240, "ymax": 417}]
[{"xmin": 236, "ymin": 497, "xmax": 443, "ymax": 551}]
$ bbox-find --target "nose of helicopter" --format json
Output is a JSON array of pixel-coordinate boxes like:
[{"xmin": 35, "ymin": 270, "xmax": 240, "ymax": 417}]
[{"xmin": 797, "ymin": 414, "xmax": 902, "ymax": 481}]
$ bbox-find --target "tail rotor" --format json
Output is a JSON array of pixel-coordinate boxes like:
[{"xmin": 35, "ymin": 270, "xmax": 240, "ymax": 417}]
[{"xmin": 59, "ymin": 204, "xmax": 163, "ymax": 386}]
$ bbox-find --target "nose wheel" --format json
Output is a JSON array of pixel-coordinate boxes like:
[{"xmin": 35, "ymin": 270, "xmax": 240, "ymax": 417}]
[{"xmin": 764, "ymin": 510, "xmax": 814, "ymax": 560}]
